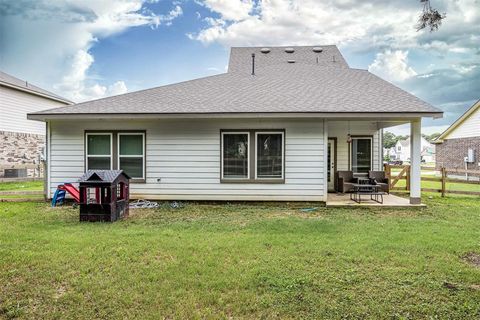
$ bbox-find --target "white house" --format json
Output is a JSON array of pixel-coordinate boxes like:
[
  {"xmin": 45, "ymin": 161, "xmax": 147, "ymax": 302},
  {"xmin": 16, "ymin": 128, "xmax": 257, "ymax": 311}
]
[
  {"xmin": 434, "ymin": 100, "xmax": 480, "ymax": 171},
  {"xmin": 393, "ymin": 137, "xmax": 435, "ymax": 163},
  {"xmin": 0, "ymin": 71, "xmax": 71, "ymax": 176},
  {"xmin": 28, "ymin": 46, "xmax": 442, "ymax": 204}
]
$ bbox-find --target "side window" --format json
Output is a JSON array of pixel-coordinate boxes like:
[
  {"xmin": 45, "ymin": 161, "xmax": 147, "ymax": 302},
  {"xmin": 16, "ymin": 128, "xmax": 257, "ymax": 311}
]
[
  {"xmin": 256, "ymin": 132, "xmax": 284, "ymax": 179},
  {"xmin": 221, "ymin": 132, "xmax": 249, "ymax": 179},
  {"xmin": 86, "ymin": 133, "xmax": 112, "ymax": 170},
  {"xmin": 118, "ymin": 133, "xmax": 145, "ymax": 179}
]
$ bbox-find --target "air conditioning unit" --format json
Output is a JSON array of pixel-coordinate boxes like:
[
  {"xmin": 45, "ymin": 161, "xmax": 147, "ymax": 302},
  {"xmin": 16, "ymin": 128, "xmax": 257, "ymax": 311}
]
[{"xmin": 4, "ymin": 169, "xmax": 27, "ymax": 178}]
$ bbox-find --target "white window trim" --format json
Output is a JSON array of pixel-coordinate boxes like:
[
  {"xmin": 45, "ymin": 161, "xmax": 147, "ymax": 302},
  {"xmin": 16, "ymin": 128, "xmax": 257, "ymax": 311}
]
[
  {"xmin": 221, "ymin": 131, "xmax": 250, "ymax": 180},
  {"xmin": 349, "ymin": 136, "xmax": 373, "ymax": 173},
  {"xmin": 254, "ymin": 131, "xmax": 284, "ymax": 180},
  {"xmin": 86, "ymin": 133, "xmax": 113, "ymax": 171},
  {"xmin": 117, "ymin": 132, "xmax": 145, "ymax": 180}
]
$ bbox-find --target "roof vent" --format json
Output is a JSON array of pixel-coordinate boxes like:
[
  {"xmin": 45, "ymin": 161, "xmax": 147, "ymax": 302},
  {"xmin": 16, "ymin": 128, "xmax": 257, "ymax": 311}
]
[
  {"xmin": 285, "ymin": 47, "xmax": 295, "ymax": 53},
  {"xmin": 260, "ymin": 47, "xmax": 271, "ymax": 54},
  {"xmin": 313, "ymin": 47, "xmax": 323, "ymax": 53},
  {"xmin": 287, "ymin": 59, "xmax": 296, "ymax": 63}
]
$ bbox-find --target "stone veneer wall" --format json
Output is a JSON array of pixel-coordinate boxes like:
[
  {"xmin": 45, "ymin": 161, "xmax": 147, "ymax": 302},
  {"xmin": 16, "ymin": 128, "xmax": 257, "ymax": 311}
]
[
  {"xmin": 436, "ymin": 136, "xmax": 480, "ymax": 173},
  {"xmin": 0, "ymin": 131, "xmax": 45, "ymax": 177}
]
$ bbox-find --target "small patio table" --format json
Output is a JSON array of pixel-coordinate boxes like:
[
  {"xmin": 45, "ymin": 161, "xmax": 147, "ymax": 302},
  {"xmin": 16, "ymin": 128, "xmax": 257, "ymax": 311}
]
[{"xmin": 350, "ymin": 184, "xmax": 384, "ymax": 204}]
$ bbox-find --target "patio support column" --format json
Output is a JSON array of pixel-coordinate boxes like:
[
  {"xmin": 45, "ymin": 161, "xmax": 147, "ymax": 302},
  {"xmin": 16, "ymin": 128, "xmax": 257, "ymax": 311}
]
[
  {"xmin": 323, "ymin": 119, "xmax": 328, "ymax": 201},
  {"xmin": 410, "ymin": 118, "xmax": 422, "ymax": 204}
]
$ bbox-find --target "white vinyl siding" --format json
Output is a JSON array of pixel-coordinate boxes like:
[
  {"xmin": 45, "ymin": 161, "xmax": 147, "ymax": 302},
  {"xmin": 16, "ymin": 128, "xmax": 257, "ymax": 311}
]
[
  {"xmin": 48, "ymin": 118, "xmax": 326, "ymax": 201},
  {"xmin": 446, "ymin": 107, "xmax": 480, "ymax": 139},
  {"xmin": 327, "ymin": 121, "xmax": 382, "ymax": 171},
  {"xmin": 0, "ymin": 86, "xmax": 67, "ymax": 135}
]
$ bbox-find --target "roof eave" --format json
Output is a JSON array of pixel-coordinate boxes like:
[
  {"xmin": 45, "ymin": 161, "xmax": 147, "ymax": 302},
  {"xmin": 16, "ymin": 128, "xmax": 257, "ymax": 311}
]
[
  {"xmin": 27, "ymin": 111, "xmax": 443, "ymax": 122},
  {"xmin": 0, "ymin": 82, "xmax": 73, "ymax": 105}
]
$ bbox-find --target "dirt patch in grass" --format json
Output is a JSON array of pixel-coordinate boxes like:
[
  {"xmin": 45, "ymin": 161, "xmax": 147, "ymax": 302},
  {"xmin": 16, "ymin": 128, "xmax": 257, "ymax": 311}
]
[{"xmin": 462, "ymin": 252, "xmax": 480, "ymax": 268}]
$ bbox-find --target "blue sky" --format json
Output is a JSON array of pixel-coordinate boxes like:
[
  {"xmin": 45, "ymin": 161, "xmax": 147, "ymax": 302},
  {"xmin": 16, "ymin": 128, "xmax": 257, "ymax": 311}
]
[{"xmin": 1, "ymin": 0, "xmax": 479, "ymax": 135}]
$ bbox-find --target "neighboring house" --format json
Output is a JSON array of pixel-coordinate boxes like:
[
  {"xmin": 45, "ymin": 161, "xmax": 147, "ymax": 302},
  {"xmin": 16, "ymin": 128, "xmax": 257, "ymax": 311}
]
[
  {"xmin": 434, "ymin": 100, "xmax": 480, "ymax": 171},
  {"xmin": 0, "ymin": 71, "xmax": 71, "ymax": 177},
  {"xmin": 383, "ymin": 147, "xmax": 397, "ymax": 160},
  {"xmin": 393, "ymin": 137, "xmax": 435, "ymax": 163},
  {"xmin": 28, "ymin": 46, "xmax": 442, "ymax": 204}
]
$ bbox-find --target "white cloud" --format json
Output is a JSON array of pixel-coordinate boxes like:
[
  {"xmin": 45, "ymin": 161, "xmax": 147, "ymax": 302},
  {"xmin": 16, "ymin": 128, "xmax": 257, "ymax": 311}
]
[
  {"xmin": 198, "ymin": 0, "xmax": 254, "ymax": 21},
  {"xmin": 160, "ymin": 5, "xmax": 183, "ymax": 26},
  {"xmin": 55, "ymin": 49, "xmax": 94, "ymax": 101},
  {"xmin": 191, "ymin": 0, "xmax": 479, "ymax": 53},
  {"xmin": 368, "ymin": 50, "xmax": 417, "ymax": 82},
  {"xmin": 0, "ymin": 0, "xmax": 183, "ymax": 102},
  {"xmin": 54, "ymin": 50, "xmax": 129, "ymax": 101},
  {"xmin": 108, "ymin": 81, "xmax": 128, "ymax": 96},
  {"xmin": 190, "ymin": 0, "xmax": 418, "ymax": 47}
]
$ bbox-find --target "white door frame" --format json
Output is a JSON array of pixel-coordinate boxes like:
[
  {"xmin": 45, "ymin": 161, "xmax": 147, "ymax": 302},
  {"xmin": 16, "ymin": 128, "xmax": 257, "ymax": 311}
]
[{"xmin": 327, "ymin": 138, "xmax": 336, "ymax": 192}]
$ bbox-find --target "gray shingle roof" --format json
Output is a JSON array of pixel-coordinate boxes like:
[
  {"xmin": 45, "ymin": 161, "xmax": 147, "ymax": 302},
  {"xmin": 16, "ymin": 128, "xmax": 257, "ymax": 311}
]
[
  {"xmin": 29, "ymin": 46, "xmax": 442, "ymax": 117},
  {"xmin": 79, "ymin": 170, "xmax": 130, "ymax": 183},
  {"xmin": 228, "ymin": 45, "xmax": 349, "ymax": 72},
  {"xmin": 0, "ymin": 71, "xmax": 71, "ymax": 104}
]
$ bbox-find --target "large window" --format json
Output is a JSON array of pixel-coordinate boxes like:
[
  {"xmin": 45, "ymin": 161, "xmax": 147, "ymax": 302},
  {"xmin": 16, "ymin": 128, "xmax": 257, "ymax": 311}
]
[
  {"xmin": 86, "ymin": 133, "xmax": 112, "ymax": 170},
  {"xmin": 118, "ymin": 133, "xmax": 145, "ymax": 179},
  {"xmin": 221, "ymin": 130, "xmax": 284, "ymax": 182},
  {"xmin": 85, "ymin": 131, "xmax": 145, "ymax": 181},
  {"xmin": 350, "ymin": 137, "xmax": 372, "ymax": 173}
]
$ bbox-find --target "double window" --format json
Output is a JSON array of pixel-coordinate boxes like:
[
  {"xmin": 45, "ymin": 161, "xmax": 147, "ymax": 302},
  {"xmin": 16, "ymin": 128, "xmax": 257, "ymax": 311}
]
[
  {"xmin": 221, "ymin": 130, "xmax": 284, "ymax": 182},
  {"xmin": 86, "ymin": 132, "xmax": 145, "ymax": 180},
  {"xmin": 350, "ymin": 136, "xmax": 372, "ymax": 173}
]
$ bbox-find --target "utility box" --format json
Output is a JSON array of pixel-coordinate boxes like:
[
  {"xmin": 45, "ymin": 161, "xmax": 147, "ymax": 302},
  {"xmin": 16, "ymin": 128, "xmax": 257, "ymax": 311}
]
[
  {"xmin": 78, "ymin": 170, "xmax": 130, "ymax": 222},
  {"xmin": 467, "ymin": 148, "xmax": 475, "ymax": 163}
]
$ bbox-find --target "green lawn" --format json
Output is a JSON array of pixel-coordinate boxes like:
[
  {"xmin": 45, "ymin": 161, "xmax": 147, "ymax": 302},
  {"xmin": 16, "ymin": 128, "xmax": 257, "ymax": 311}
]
[
  {"xmin": 0, "ymin": 181, "xmax": 43, "ymax": 192},
  {"xmin": 1, "ymin": 196, "xmax": 479, "ymax": 319}
]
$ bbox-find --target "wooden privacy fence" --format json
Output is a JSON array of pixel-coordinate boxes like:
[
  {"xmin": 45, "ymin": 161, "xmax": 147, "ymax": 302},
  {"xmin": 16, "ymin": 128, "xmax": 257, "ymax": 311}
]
[{"xmin": 384, "ymin": 164, "xmax": 480, "ymax": 197}]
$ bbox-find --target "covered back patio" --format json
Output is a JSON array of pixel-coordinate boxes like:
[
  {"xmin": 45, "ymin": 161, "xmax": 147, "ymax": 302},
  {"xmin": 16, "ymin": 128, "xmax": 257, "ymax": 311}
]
[
  {"xmin": 324, "ymin": 117, "xmax": 426, "ymax": 207},
  {"xmin": 326, "ymin": 193, "xmax": 426, "ymax": 208}
]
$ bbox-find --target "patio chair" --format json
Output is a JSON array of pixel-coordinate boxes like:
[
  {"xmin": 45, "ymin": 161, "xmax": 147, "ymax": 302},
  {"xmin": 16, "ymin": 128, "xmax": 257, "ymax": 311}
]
[
  {"xmin": 335, "ymin": 171, "xmax": 357, "ymax": 193},
  {"xmin": 368, "ymin": 171, "xmax": 390, "ymax": 194}
]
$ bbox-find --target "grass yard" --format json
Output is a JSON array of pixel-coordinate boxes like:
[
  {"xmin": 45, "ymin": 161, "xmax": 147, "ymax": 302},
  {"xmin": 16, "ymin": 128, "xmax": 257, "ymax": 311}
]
[
  {"xmin": 1, "ymin": 195, "xmax": 479, "ymax": 319},
  {"xmin": 0, "ymin": 181, "xmax": 44, "ymax": 202},
  {"xmin": 0, "ymin": 181, "xmax": 43, "ymax": 192}
]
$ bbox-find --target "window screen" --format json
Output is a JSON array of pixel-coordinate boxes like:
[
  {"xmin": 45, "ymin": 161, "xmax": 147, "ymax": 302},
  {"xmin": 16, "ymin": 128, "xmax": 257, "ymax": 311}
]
[
  {"xmin": 86, "ymin": 134, "xmax": 111, "ymax": 170},
  {"xmin": 256, "ymin": 133, "xmax": 283, "ymax": 179},
  {"xmin": 222, "ymin": 133, "xmax": 249, "ymax": 179},
  {"xmin": 118, "ymin": 134, "xmax": 144, "ymax": 179}
]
